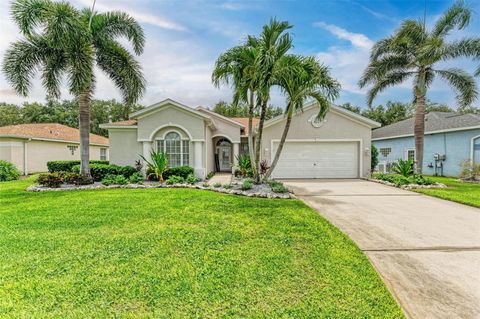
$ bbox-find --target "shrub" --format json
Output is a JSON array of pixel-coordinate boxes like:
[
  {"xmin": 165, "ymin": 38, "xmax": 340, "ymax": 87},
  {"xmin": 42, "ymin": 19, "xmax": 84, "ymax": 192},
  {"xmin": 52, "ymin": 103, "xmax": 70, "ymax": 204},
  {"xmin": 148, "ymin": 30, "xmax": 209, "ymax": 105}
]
[
  {"xmin": 241, "ymin": 180, "xmax": 253, "ymax": 190},
  {"xmin": 47, "ymin": 160, "xmax": 108, "ymax": 173},
  {"xmin": 260, "ymin": 159, "xmax": 269, "ymax": 176},
  {"xmin": 72, "ymin": 164, "xmax": 135, "ymax": 181},
  {"xmin": 269, "ymin": 180, "xmax": 288, "ymax": 193},
  {"xmin": 63, "ymin": 172, "xmax": 93, "ymax": 185},
  {"xmin": 213, "ymin": 182, "xmax": 222, "ymax": 188},
  {"xmin": 102, "ymin": 174, "xmax": 128, "ymax": 186},
  {"xmin": 206, "ymin": 171, "xmax": 215, "ymax": 180},
  {"xmin": 459, "ymin": 160, "xmax": 480, "ymax": 181},
  {"xmin": 129, "ymin": 172, "xmax": 143, "ymax": 184},
  {"xmin": 163, "ymin": 166, "xmax": 194, "ymax": 180},
  {"xmin": 185, "ymin": 174, "xmax": 198, "ymax": 185},
  {"xmin": 236, "ymin": 154, "xmax": 252, "ymax": 177},
  {"xmin": 165, "ymin": 175, "xmax": 185, "ymax": 185},
  {"xmin": 38, "ymin": 172, "xmax": 63, "ymax": 188},
  {"xmin": 372, "ymin": 172, "xmax": 434, "ymax": 187},
  {"xmin": 371, "ymin": 145, "xmax": 379, "ymax": 171},
  {"xmin": 202, "ymin": 182, "xmax": 210, "ymax": 187},
  {"xmin": 0, "ymin": 160, "xmax": 20, "ymax": 182},
  {"xmin": 118, "ymin": 166, "xmax": 137, "ymax": 178},
  {"xmin": 392, "ymin": 159, "xmax": 414, "ymax": 177},
  {"xmin": 223, "ymin": 183, "xmax": 232, "ymax": 189},
  {"xmin": 134, "ymin": 160, "xmax": 143, "ymax": 172}
]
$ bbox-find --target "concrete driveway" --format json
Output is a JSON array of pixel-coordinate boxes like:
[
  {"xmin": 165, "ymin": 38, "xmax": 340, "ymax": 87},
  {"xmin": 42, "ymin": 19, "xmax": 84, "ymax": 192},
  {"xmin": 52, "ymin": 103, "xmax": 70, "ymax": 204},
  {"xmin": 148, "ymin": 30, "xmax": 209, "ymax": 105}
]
[{"xmin": 284, "ymin": 179, "xmax": 480, "ymax": 319}]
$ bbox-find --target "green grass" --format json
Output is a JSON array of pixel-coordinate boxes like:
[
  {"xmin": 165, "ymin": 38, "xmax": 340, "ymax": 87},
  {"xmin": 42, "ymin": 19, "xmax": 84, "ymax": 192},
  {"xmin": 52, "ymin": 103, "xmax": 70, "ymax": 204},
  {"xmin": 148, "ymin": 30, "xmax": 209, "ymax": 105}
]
[
  {"xmin": 0, "ymin": 178, "xmax": 403, "ymax": 318},
  {"xmin": 413, "ymin": 176, "xmax": 480, "ymax": 208}
]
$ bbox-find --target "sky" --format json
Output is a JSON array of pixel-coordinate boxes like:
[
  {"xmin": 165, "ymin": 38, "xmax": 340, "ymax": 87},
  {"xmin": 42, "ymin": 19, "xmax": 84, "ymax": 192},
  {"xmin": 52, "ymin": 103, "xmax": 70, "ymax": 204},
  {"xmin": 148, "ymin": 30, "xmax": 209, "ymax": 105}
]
[{"xmin": 1, "ymin": 0, "xmax": 479, "ymax": 111}]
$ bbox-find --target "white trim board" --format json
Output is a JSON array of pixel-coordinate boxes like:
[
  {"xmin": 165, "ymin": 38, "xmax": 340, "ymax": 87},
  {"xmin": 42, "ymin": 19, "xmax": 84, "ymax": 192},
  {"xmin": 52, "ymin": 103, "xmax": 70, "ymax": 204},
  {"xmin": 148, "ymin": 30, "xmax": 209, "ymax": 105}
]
[
  {"xmin": 471, "ymin": 134, "xmax": 480, "ymax": 162},
  {"xmin": 372, "ymin": 125, "xmax": 480, "ymax": 141}
]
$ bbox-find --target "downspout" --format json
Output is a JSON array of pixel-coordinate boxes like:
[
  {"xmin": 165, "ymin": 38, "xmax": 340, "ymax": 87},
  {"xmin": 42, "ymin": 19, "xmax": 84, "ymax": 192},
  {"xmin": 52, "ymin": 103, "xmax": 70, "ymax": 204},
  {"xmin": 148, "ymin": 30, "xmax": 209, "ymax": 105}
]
[{"xmin": 23, "ymin": 139, "xmax": 31, "ymax": 175}]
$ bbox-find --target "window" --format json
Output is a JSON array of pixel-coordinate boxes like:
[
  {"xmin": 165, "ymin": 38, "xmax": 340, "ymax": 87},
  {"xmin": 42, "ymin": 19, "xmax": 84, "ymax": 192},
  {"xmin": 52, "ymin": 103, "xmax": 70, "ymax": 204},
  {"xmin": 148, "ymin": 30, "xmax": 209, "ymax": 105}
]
[
  {"xmin": 157, "ymin": 131, "xmax": 189, "ymax": 167},
  {"xmin": 67, "ymin": 145, "xmax": 78, "ymax": 155},
  {"xmin": 100, "ymin": 148, "xmax": 107, "ymax": 160},
  {"xmin": 407, "ymin": 149, "xmax": 415, "ymax": 161},
  {"xmin": 379, "ymin": 147, "xmax": 391, "ymax": 157}
]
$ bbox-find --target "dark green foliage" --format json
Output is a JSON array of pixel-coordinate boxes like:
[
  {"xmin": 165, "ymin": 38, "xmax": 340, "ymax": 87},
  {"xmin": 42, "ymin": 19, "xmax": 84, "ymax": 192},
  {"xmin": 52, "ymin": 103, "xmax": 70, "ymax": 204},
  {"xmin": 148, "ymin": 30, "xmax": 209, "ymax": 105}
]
[
  {"xmin": 223, "ymin": 183, "xmax": 233, "ymax": 189},
  {"xmin": 267, "ymin": 180, "xmax": 289, "ymax": 193},
  {"xmin": 213, "ymin": 182, "xmax": 222, "ymax": 188},
  {"xmin": 241, "ymin": 180, "xmax": 253, "ymax": 190},
  {"xmin": 63, "ymin": 172, "xmax": 93, "ymax": 185},
  {"xmin": 129, "ymin": 172, "xmax": 143, "ymax": 184},
  {"xmin": 163, "ymin": 166, "xmax": 194, "ymax": 180},
  {"xmin": 212, "ymin": 100, "xmax": 283, "ymax": 120},
  {"xmin": 72, "ymin": 164, "xmax": 133, "ymax": 181},
  {"xmin": 371, "ymin": 145, "xmax": 379, "ymax": 171},
  {"xmin": 37, "ymin": 172, "xmax": 63, "ymax": 188},
  {"xmin": 373, "ymin": 173, "xmax": 434, "ymax": 187},
  {"xmin": 0, "ymin": 160, "xmax": 20, "ymax": 182},
  {"xmin": 185, "ymin": 174, "xmax": 198, "ymax": 185},
  {"xmin": 206, "ymin": 171, "xmax": 215, "ymax": 180},
  {"xmin": 102, "ymin": 174, "xmax": 128, "ymax": 186},
  {"xmin": 165, "ymin": 175, "xmax": 185, "ymax": 185},
  {"xmin": 47, "ymin": 160, "xmax": 109, "ymax": 173},
  {"xmin": 393, "ymin": 159, "xmax": 414, "ymax": 177},
  {"xmin": 236, "ymin": 154, "xmax": 253, "ymax": 178}
]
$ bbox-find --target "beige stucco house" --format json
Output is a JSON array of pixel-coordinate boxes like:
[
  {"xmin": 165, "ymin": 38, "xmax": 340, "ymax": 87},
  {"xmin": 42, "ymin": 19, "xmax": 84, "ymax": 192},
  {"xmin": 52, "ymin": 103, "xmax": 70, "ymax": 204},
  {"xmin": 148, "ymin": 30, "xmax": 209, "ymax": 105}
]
[
  {"xmin": 0, "ymin": 123, "xmax": 109, "ymax": 174},
  {"xmin": 101, "ymin": 98, "xmax": 379, "ymax": 179}
]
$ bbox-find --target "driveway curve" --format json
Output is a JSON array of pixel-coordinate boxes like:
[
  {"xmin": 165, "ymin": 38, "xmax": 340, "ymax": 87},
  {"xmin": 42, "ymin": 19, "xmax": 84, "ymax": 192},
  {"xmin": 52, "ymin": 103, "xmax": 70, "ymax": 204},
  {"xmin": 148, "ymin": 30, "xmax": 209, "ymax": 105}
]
[{"xmin": 284, "ymin": 179, "xmax": 480, "ymax": 319}]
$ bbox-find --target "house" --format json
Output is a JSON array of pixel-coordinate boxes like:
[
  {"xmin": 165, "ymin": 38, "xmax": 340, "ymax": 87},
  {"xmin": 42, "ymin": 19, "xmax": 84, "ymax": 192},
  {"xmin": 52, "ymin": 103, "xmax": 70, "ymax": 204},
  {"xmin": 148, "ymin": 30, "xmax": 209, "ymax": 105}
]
[
  {"xmin": 372, "ymin": 112, "xmax": 480, "ymax": 176},
  {"xmin": 0, "ymin": 123, "xmax": 109, "ymax": 175},
  {"xmin": 100, "ymin": 98, "xmax": 379, "ymax": 179}
]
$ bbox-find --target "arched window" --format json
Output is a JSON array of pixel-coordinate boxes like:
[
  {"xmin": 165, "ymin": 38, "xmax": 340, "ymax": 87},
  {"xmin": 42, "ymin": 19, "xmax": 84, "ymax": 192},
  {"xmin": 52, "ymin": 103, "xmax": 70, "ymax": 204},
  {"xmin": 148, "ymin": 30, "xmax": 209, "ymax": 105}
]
[{"xmin": 157, "ymin": 131, "xmax": 189, "ymax": 167}]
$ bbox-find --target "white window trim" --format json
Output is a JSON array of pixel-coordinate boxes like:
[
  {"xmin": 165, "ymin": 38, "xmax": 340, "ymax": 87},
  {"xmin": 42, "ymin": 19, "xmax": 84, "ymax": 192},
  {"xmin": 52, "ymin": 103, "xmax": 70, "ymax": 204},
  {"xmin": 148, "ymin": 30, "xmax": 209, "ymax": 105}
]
[
  {"xmin": 405, "ymin": 148, "xmax": 415, "ymax": 161},
  {"xmin": 156, "ymin": 131, "xmax": 190, "ymax": 167},
  {"xmin": 471, "ymin": 135, "xmax": 480, "ymax": 162}
]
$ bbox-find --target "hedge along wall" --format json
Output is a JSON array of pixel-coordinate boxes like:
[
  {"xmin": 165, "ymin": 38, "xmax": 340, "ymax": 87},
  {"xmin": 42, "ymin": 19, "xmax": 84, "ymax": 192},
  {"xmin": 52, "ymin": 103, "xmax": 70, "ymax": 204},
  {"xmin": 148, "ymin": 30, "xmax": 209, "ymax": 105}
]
[{"xmin": 47, "ymin": 160, "xmax": 109, "ymax": 173}]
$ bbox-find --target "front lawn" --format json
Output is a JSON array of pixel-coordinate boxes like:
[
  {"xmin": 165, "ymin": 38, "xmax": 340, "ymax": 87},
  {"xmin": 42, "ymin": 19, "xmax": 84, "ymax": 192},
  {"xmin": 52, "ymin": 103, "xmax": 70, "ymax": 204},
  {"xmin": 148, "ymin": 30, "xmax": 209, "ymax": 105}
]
[
  {"xmin": 0, "ymin": 178, "xmax": 403, "ymax": 318},
  {"xmin": 413, "ymin": 176, "xmax": 480, "ymax": 208}
]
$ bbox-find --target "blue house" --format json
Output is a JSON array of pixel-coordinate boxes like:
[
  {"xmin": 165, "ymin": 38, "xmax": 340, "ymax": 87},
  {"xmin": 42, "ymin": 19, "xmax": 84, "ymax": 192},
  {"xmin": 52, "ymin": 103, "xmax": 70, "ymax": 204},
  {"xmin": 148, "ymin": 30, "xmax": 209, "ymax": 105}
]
[{"xmin": 372, "ymin": 112, "xmax": 480, "ymax": 177}]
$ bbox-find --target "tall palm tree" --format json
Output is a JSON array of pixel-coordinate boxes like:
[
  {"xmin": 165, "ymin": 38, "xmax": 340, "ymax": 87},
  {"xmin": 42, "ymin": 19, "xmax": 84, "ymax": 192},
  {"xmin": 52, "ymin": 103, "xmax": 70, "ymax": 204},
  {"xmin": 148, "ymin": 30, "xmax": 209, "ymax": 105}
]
[
  {"xmin": 3, "ymin": 0, "xmax": 145, "ymax": 178},
  {"xmin": 212, "ymin": 43, "xmax": 259, "ymax": 175},
  {"xmin": 263, "ymin": 55, "xmax": 340, "ymax": 180},
  {"xmin": 359, "ymin": 1, "xmax": 479, "ymax": 173}
]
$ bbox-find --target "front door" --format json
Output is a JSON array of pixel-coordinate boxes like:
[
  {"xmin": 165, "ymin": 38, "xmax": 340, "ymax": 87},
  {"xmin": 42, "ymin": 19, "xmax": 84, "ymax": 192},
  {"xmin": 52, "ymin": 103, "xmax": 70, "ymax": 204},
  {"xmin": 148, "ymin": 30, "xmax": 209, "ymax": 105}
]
[{"xmin": 217, "ymin": 139, "xmax": 232, "ymax": 171}]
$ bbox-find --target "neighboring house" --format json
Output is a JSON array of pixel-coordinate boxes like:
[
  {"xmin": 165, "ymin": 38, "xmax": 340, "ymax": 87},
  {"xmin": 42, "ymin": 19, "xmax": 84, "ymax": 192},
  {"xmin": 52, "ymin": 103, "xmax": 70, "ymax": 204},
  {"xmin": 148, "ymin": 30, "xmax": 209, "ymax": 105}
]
[
  {"xmin": 372, "ymin": 112, "xmax": 480, "ymax": 176},
  {"xmin": 0, "ymin": 123, "xmax": 109, "ymax": 174},
  {"xmin": 100, "ymin": 98, "xmax": 379, "ymax": 179}
]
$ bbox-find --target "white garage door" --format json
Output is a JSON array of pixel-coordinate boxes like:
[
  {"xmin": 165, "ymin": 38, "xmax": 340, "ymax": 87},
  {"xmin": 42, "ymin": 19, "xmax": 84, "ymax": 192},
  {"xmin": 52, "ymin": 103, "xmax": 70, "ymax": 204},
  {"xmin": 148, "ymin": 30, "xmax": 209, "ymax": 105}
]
[{"xmin": 271, "ymin": 141, "xmax": 359, "ymax": 179}]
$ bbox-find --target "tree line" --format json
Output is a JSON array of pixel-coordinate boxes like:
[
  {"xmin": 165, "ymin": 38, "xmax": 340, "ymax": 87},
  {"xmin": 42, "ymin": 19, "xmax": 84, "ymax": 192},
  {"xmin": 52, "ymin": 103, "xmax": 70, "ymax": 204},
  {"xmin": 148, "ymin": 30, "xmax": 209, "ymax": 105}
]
[{"xmin": 0, "ymin": 99, "xmax": 143, "ymax": 137}]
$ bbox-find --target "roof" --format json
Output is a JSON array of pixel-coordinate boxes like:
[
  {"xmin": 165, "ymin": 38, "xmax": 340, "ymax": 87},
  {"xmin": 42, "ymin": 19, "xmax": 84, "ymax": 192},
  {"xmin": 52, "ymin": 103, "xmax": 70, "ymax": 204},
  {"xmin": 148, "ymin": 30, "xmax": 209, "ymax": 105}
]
[
  {"xmin": 264, "ymin": 101, "xmax": 381, "ymax": 129},
  {"xmin": 196, "ymin": 107, "xmax": 245, "ymax": 127},
  {"xmin": 230, "ymin": 117, "xmax": 260, "ymax": 136},
  {"xmin": 0, "ymin": 123, "xmax": 109, "ymax": 146},
  {"xmin": 372, "ymin": 112, "xmax": 480, "ymax": 140},
  {"xmin": 129, "ymin": 98, "xmax": 210, "ymax": 120}
]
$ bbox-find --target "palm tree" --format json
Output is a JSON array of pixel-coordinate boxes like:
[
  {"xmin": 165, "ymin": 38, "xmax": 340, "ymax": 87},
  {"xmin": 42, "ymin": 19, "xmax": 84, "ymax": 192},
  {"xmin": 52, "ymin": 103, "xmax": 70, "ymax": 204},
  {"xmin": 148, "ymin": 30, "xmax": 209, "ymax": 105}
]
[
  {"xmin": 212, "ymin": 43, "xmax": 259, "ymax": 175},
  {"xmin": 359, "ymin": 1, "xmax": 479, "ymax": 173},
  {"xmin": 213, "ymin": 19, "xmax": 293, "ymax": 183},
  {"xmin": 3, "ymin": 0, "xmax": 145, "ymax": 178},
  {"xmin": 263, "ymin": 55, "xmax": 340, "ymax": 180}
]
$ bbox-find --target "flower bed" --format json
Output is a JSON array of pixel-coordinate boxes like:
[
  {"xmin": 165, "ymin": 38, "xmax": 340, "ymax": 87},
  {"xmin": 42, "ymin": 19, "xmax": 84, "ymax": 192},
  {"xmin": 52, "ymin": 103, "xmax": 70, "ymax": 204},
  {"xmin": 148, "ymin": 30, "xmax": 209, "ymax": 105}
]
[
  {"xmin": 370, "ymin": 173, "xmax": 446, "ymax": 190},
  {"xmin": 27, "ymin": 179, "xmax": 294, "ymax": 199}
]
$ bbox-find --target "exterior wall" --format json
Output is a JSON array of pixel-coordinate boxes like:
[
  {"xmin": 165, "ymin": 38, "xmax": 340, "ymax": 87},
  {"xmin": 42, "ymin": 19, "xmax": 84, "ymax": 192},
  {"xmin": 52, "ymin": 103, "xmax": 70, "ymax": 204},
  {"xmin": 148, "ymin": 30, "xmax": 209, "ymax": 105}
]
[
  {"xmin": 0, "ymin": 137, "xmax": 108, "ymax": 174},
  {"xmin": 262, "ymin": 107, "xmax": 373, "ymax": 177},
  {"xmin": 373, "ymin": 128, "xmax": 480, "ymax": 176},
  {"xmin": 108, "ymin": 129, "xmax": 142, "ymax": 167},
  {"xmin": 205, "ymin": 126, "xmax": 214, "ymax": 174},
  {"xmin": 136, "ymin": 105, "xmax": 205, "ymax": 141}
]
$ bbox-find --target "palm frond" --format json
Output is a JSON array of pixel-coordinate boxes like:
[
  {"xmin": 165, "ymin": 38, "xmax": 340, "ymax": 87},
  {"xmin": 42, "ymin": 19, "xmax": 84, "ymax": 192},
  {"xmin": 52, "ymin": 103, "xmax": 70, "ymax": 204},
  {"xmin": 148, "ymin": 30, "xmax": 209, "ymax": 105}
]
[
  {"xmin": 95, "ymin": 40, "xmax": 145, "ymax": 104},
  {"xmin": 435, "ymin": 68, "xmax": 478, "ymax": 107},
  {"xmin": 11, "ymin": 0, "xmax": 50, "ymax": 37},
  {"xmin": 442, "ymin": 38, "xmax": 480, "ymax": 75},
  {"xmin": 359, "ymin": 54, "xmax": 411, "ymax": 88},
  {"xmin": 90, "ymin": 10, "xmax": 145, "ymax": 55},
  {"xmin": 432, "ymin": 1, "xmax": 471, "ymax": 38},
  {"xmin": 366, "ymin": 71, "xmax": 413, "ymax": 106}
]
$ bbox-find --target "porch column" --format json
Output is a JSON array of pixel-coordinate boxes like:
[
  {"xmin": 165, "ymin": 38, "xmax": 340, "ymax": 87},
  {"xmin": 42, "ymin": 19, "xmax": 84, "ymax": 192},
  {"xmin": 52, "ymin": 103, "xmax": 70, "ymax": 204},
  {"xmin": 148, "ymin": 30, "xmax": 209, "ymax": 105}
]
[
  {"xmin": 233, "ymin": 142, "xmax": 240, "ymax": 166},
  {"xmin": 193, "ymin": 141, "xmax": 204, "ymax": 179},
  {"xmin": 142, "ymin": 141, "xmax": 152, "ymax": 174}
]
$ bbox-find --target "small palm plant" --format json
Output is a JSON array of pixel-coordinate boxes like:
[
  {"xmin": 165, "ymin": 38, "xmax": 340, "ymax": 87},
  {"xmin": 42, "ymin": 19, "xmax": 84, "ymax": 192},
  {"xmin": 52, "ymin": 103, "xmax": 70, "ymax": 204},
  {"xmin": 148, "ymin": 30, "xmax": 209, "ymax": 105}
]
[
  {"xmin": 235, "ymin": 154, "xmax": 252, "ymax": 177},
  {"xmin": 393, "ymin": 159, "xmax": 414, "ymax": 177},
  {"xmin": 140, "ymin": 151, "xmax": 168, "ymax": 182}
]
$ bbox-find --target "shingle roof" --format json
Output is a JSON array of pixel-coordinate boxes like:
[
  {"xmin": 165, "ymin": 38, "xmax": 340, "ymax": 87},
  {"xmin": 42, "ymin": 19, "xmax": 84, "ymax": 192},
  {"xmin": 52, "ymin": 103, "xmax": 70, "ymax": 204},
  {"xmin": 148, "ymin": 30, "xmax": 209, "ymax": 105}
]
[
  {"xmin": 229, "ymin": 117, "xmax": 260, "ymax": 136},
  {"xmin": 0, "ymin": 123, "xmax": 109, "ymax": 145},
  {"xmin": 107, "ymin": 119, "xmax": 137, "ymax": 126},
  {"xmin": 372, "ymin": 112, "xmax": 480, "ymax": 140}
]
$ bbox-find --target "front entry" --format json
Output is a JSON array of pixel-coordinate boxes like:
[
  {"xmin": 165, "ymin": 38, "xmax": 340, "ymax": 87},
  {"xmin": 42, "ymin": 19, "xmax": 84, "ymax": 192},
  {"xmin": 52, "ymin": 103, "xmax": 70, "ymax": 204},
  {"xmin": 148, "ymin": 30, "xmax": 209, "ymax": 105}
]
[{"xmin": 216, "ymin": 138, "xmax": 232, "ymax": 172}]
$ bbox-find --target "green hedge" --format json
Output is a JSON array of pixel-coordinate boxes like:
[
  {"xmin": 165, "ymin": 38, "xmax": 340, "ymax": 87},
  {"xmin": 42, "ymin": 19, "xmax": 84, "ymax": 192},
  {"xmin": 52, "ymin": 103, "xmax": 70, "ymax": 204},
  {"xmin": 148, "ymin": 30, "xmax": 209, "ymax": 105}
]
[
  {"xmin": 0, "ymin": 160, "xmax": 21, "ymax": 182},
  {"xmin": 72, "ymin": 164, "xmax": 136, "ymax": 181},
  {"xmin": 163, "ymin": 166, "xmax": 194, "ymax": 179},
  {"xmin": 47, "ymin": 160, "xmax": 109, "ymax": 173}
]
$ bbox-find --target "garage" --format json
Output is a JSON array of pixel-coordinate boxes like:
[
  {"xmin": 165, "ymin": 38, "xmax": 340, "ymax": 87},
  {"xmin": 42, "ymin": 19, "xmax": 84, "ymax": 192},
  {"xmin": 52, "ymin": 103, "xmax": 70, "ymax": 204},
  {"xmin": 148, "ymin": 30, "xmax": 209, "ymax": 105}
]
[{"xmin": 271, "ymin": 140, "xmax": 360, "ymax": 179}]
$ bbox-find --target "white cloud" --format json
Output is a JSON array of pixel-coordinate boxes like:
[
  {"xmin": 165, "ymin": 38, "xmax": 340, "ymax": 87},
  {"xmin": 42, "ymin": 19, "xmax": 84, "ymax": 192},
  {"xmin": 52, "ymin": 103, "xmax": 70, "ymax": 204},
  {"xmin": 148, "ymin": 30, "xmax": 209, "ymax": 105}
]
[{"xmin": 314, "ymin": 22, "xmax": 374, "ymax": 49}]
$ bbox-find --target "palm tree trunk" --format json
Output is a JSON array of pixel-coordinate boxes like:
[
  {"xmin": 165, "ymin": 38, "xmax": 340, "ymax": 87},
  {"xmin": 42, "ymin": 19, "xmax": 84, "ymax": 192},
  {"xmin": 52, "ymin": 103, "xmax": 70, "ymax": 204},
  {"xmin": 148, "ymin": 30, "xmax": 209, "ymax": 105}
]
[
  {"xmin": 414, "ymin": 68, "xmax": 426, "ymax": 174},
  {"xmin": 254, "ymin": 100, "xmax": 267, "ymax": 183},
  {"xmin": 263, "ymin": 107, "xmax": 292, "ymax": 181},
  {"xmin": 247, "ymin": 89, "xmax": 256, "ymax": 173},
  {"xmin": 78, "ymin": 89, "xmax": 92, "ymax": 177}
]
